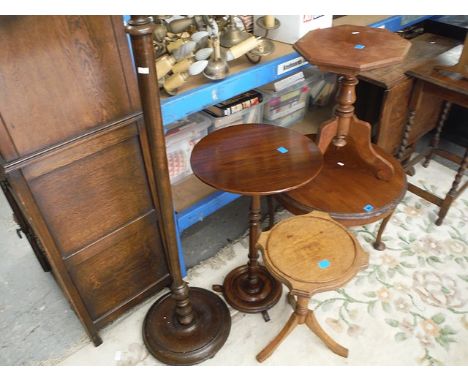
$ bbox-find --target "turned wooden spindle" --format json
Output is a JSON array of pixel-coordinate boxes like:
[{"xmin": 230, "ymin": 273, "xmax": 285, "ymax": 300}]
[
  {"xmin": 423, "ymin": 101, "xmax": 452, "ymax": 167},
  {"xmin": 397, "ymin": 110, "xmax": 416, "ymax": 161},
  {"xmin": 436, "ymin": 148, "xmax": 468, "ymax": 226},
  {"xmin": 332, "ymin": 75, "xmax": 359, "ymax": 147},
  {"xmin": 247, "ymin": 195, "xmax": 262, "ymax": 288}
]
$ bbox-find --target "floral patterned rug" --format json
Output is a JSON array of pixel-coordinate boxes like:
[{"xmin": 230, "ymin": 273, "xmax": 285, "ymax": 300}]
[
  {"xmin": 305, "ymin": 160, "xmax": 468, "ymax": 366},
  {"xmin": 59, "ymin": 160, "xmax": 467, "ymax": 366}
]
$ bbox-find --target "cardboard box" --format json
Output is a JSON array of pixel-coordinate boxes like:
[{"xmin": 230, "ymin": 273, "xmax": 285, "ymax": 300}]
[{"xmin": 254, "ymin": 15, "xmax": 332, "ymax": 44}]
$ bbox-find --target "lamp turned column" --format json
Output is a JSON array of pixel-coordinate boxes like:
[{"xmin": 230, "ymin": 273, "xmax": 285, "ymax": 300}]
[{"xmin": 126, "ymin": 15, "xmax": 230, "ymax": 366}]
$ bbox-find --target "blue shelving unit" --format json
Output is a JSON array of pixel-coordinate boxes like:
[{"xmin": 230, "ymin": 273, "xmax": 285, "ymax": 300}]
[
  {"xmin": 157, "ymin": 15, "xmax": 434, "ymax": 275},
  {"xmin": 161, "ymin": 52, "xmax": 309, "ymax": 125}
]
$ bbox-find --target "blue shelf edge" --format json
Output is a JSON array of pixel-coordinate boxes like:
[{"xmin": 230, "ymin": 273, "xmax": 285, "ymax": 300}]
[
  {"xmin": 161, "ymin": 52, "xmax": 309, "ymax": 125},
  {"xmin": 177, "ymin": 191, "xmax": 241, "ymax": 234},
  {"xmin": 171, "ymin": 14, "xmax": 434, "ymax": 273}
]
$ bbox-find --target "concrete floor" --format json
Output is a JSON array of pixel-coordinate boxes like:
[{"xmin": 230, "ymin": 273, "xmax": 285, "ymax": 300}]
[
  {"xmin": 0, "ymin": 133, "xmax": 465, "ymax": 365},
  {"xmin": 0, "ymin": 191, "xmax": 88, "ymax": 365},
  {"xmin": 0, "ymin": 180, "xmax": 272, "ymax": 365}
]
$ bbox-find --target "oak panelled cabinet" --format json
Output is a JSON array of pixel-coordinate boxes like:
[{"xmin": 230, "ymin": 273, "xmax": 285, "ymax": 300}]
[{"xmin": 0, "ymin": 16, "xmax": 171, "ymax": 345}]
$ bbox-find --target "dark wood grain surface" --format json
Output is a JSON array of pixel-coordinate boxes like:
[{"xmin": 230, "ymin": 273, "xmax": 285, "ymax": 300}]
[
  {"xmin": 0, "ymin": 16, "xmax": 140, "ymax": 160},
  {"xmin": 408, "ymin": 45, "xmax": 468, "ymax": 99},
  {"xmin": 279, "ymin": 139, "xmax": 406, "ymax": 225},
  {"xmin": 358, "ymin": 33, "xmax": 460, "ymax": 89},
  {"xmin": 0, "ymin": 16, "xmax": 171, "ymax": 345},
  {"xmin": 190, "ymin": 124, "xmax": 323, "ymax": 196},
  {"xmin": 294, "ymin": 25, "xmax": 410, "ymax": 74}
]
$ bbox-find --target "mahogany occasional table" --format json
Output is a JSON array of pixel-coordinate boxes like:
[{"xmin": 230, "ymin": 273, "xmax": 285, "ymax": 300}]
[
  {"xmin": 274, "ymin": 25, "xmax": 411, "ymax": 250},
  {"xmin": 191, "ymin": 124, "xmax": 323, "ymax": 320}
]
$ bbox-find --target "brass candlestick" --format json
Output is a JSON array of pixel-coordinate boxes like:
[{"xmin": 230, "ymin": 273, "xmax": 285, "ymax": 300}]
[{"xmin": 245, "ymin": 15, "xmax": 280, "ymax": 63}]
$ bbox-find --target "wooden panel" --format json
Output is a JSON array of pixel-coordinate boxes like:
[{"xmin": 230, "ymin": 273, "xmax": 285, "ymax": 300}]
[
  {"xmin": 0, "ymin": 16, "xmax": 171, "ymax": 346},
  {"xmin": 0, "ymin": 16, "xmax": 139, "ymax": 159},
  {"xmin": 66, "ymin": 212, "xmax": 169, "ymax": 321},
  {"xmin": 18, "ymin": 116, "xmax": 141, "ymax": 179},
  {"xmin": 376, "ymin": 82, "xmax": 443, "ymax": 154},
  {"xmin": 409, "ymin": 91, "xmax": 444, "ymax": 143},
  {"xmin": 408, "ymin": 45, "xmax": 467, "ymax": 97},
  {"xmin": 332, "ymin": 15, "xmax": 388, "ymax": 27},
  {"xmin": 27, "ymin": 135, "xmax": 153, "ymax": 256},
  {"xmin": 359, "ymin": 33, "xmax": 460, "ymax": 89},
  {"xmin": 376, "ymin": 77, "xmax": 414, "ymax": 153},
  {"xmin": 5, "ymin": 170, "xmax": 103, "ymax": 344}
]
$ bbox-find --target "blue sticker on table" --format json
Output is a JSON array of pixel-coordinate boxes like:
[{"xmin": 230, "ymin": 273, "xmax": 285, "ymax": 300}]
[
  {"xmin": 318, "ymin": 259, "xmax": 331, "ymax": 269},
  {"xmin": 277, "ymin": 146, "xmax": 288, "ymax": 153},
  {"xmin": 354, "ymin": 44, "xmax": 366, "ymax": 49},
  {"xmin": 363, "ymin": 204, "xmax": 374, "ymax": 212}
]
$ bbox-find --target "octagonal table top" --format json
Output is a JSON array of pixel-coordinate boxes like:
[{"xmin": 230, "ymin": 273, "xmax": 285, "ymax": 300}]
[{"xmin": 294, "ymin": 24, "xmax": 411, "ymax": 75}]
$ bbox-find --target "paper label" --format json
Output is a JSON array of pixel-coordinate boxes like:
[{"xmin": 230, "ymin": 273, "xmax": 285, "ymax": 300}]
[
  {"xmin": 137, "ymin": 67, "xmax": 149, "ymax": 74},
  {"xmin": 277, "ymin": 57, "xmax": 308, "ymax": 76}
]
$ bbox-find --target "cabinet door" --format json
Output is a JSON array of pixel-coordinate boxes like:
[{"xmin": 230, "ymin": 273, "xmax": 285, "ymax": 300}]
[{"xmin": 0, "ymin": 16, "xmax": 171, "ymax": 344}]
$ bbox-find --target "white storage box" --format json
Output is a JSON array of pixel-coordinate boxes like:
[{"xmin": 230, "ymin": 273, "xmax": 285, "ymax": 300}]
[
  {"xmin": 202, "ymin": 102, "xmax": 263, "ymax": 132},
  {"xmin": 165, "ymin": 112, "xmax": 211, "ymax": 184},
  {"xmin": 254, "ymin": 15, "xmax": 332, "ymax": 44},
  {"xmin": 258, "ymin": 68, "xmax": 323, "ymax": 128}
]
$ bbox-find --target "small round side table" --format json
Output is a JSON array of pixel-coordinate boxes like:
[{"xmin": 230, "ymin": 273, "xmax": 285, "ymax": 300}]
[
  {"xmin": 191, "ymin": 123, "xmax": 323, "ymax": 320},
  {"xmin": 255, "ymin": 211, "xmax": 368, "ymax": 362}
]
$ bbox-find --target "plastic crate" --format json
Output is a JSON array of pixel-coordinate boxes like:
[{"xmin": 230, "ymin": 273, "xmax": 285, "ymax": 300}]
[
  {"xmin": 165, "ymin": 112, "xmax": 211, "ymax": 184},
  {"xmin": 258, "ymin": 68, "xmax": 323, "ymax": 127},
  {"xmin": 308, "ymin": 72, "xmax": 338, "ymax": 108},
  {"xmin": 202, "ymin": 101, "xmax": 263, "ymax": 132}
]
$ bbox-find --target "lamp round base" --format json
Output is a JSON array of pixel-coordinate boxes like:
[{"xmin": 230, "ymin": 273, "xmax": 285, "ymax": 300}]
[
  {"xmin": 222, "ymin": 264, "xmax": 282, "ymax": 314},
  {"xmin": 143, "ymin": 287, "xmax": 231, "ymax": 365}
]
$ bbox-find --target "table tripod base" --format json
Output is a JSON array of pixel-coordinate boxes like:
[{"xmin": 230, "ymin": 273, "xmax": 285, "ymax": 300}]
[
  {"xmin": 143, "ymin": 287, "xmax": 231, "ymax": 365},
  {"xmin": 220, "ymin": 264, "xmax": 282, "ymax": 319}
]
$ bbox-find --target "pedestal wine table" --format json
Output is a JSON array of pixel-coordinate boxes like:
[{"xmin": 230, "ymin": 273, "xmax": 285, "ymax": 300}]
[{"xmin": 191, "ymin": 123, "xmax": 323, "ymax": 320}]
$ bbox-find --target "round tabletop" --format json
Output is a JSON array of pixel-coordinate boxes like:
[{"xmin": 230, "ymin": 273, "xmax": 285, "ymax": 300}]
[
  {"xmin": 190, "ymin": 124, "xmax": 323, "ymax": 196},
  {"xmin": 266, "ymin": 214, "xmax": 358, "ymax": 285},
  {"xmin": 280, "ymin": 141, "xmax": 406, "ymax": 224}
]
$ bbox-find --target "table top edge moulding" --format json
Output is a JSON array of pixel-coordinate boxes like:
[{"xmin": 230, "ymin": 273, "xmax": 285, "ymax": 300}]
[{"xmin": 294, "ymin": 25, "xmax": 411, "ymax": 75}]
